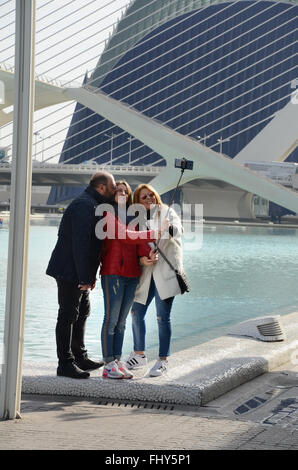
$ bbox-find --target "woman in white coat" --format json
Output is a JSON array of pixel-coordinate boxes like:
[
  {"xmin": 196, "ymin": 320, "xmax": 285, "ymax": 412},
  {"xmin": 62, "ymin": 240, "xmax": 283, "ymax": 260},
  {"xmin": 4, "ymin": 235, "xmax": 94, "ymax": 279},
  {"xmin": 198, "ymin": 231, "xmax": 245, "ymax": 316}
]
[{"xmin": 126, "ymin": 184, "xmax": 184, "ymax": 377}]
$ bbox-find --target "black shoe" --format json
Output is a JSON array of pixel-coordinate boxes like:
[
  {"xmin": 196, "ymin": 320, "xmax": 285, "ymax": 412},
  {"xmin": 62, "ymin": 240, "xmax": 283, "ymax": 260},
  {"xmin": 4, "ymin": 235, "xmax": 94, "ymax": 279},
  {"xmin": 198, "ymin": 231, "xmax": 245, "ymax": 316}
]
[
  {"xmin": 75, "ymin": 358, "xmax": 104, "ymax": 371},
  {"xmin": 57, "ymin": 362, "xmax": 90, "ymax": 379}
]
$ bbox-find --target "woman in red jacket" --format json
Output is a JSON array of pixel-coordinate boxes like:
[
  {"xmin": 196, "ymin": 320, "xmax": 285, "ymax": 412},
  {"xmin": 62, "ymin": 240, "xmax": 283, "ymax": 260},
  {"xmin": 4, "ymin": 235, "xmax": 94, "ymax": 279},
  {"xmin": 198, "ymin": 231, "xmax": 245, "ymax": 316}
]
[{"xmin": 100, "ymin": 180, "xmax": 157, "ymax": 379}]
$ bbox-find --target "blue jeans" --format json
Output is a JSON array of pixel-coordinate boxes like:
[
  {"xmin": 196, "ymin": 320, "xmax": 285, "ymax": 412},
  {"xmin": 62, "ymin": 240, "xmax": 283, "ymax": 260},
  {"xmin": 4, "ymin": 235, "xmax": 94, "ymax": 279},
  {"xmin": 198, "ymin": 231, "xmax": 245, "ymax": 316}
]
[
  {"xmin": 131, "ymin": 277, "xmax": 174, "ymax": 358},
  {"xmin": 101, "ymin": 275, "xmax": 139, "ymax": 363}
]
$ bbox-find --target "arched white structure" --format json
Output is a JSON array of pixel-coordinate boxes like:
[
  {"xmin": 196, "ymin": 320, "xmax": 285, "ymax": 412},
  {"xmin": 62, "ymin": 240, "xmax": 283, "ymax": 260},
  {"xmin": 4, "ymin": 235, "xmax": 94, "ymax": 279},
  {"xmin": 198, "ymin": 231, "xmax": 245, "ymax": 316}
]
[
  {"xmin": 234, "ymin": 100, "xmax": 298, "ymax": 163},
  {"xmin": 64, "ymin": 86, "xmax": 298, "ymax": 213},
  {"xmin": 1, "ymin": 64, "xmax": 298, "ymax": 213}
]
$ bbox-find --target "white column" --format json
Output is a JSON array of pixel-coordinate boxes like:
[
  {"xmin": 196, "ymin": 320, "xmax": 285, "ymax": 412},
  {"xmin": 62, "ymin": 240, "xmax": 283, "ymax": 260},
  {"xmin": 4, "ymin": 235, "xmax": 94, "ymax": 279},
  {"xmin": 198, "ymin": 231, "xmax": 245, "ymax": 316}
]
[{"xmin": 0, "ymin": 0, "xmax": 36, "ymax": 420}]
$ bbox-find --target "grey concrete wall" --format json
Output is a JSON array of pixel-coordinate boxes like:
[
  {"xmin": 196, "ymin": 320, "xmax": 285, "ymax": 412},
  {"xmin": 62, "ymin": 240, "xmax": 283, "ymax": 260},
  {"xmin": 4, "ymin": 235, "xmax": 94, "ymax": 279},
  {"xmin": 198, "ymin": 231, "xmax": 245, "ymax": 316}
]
[{"xmin": 182, "ymin": 184, "xmax": 254, "ymax": 218}]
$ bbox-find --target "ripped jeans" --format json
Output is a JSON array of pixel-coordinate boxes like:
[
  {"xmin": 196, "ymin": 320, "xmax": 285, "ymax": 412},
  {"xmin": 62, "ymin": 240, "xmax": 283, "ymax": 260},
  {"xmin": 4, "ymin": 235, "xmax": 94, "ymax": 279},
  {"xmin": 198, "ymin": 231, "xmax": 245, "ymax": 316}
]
[
  {"xmin": 131, "ymin": 277, "xmax": 174, "ymax": 358},
  {"xmin": 101, "ymin": 275, "xmax": 139, "ymax": 363}
]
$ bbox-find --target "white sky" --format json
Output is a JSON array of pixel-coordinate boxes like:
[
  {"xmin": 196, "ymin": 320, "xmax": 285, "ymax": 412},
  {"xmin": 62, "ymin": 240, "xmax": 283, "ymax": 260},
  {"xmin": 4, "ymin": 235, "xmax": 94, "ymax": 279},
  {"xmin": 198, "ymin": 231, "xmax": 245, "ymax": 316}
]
[{"xmin": 0, "ymin": 0, "xmax": 130, "ymax": 162}]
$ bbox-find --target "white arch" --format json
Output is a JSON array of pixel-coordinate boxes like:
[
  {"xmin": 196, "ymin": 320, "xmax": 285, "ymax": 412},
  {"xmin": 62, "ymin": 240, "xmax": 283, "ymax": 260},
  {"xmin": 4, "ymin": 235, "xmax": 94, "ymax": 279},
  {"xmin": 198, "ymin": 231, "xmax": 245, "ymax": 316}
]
[
  {"xmin": 234, "ymin": 99, "xmax": 298, "ymax": 163},
  {"xmin": 1, "ymin": 66, "xmax": 298, "ymax": 213},
  {"xmin": 64, "ymin": 86, "xmax": 298, "ymax": 213}
]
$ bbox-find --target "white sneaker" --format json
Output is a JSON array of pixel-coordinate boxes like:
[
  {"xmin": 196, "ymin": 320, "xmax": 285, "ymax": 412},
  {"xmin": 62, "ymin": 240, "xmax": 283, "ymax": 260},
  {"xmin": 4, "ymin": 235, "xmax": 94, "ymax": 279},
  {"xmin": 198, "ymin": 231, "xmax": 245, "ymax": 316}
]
[
  {"xmin": 102, "ymin": 360, "xmax": 124, "ymax": 379},
  {"xmin": 149, "ymin": 359, "xmax": 168, "ymax": 377},
  {"xmin": 117, "ymin": 361, "xmax": 134, "ymax": 379},
  {"xmin": 126, "ymin": 352, "xmax": 147, "ymax": 370}
]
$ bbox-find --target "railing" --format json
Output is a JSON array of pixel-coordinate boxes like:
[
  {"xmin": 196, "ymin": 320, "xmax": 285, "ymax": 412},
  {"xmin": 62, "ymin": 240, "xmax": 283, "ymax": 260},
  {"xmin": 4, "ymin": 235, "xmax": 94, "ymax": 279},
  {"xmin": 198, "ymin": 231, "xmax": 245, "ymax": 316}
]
[{"xmin": 0, "ymin": 162, "xmax": 163, "ymax": 174}]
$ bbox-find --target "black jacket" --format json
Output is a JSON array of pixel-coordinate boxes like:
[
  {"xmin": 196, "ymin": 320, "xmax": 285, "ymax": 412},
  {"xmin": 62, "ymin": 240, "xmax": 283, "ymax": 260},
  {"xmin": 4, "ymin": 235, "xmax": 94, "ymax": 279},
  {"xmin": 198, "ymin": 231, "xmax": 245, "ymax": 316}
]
[{"xmin": 46, "ymin": 185, "xmax": 110, "ymax": 285}]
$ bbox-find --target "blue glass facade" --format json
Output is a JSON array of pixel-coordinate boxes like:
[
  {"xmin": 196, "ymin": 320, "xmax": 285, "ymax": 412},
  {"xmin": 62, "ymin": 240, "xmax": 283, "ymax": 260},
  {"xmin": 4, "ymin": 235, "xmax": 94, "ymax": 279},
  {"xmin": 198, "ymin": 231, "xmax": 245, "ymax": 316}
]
[{"xmin": 48, "ymin": 0, "xmax": 298, "ymax": 205}]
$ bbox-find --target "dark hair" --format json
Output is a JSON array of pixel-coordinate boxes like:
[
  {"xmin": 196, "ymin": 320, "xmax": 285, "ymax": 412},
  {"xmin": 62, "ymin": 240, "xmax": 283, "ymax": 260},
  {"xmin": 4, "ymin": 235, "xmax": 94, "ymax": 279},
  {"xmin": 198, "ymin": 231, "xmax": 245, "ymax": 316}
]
[
  {"xmin": 89, "ymin": 171, "xmax": 110, "ymax": 188},
  {"xmin": 116, "ymin": 180, "xmax": 133, "ymax": 206}
]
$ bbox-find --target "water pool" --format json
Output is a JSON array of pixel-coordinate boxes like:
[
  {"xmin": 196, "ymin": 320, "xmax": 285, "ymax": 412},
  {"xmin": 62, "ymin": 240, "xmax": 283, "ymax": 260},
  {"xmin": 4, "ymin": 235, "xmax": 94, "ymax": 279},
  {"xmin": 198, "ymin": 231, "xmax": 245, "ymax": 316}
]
[{"xmin": 1, "ymin": 219, "xmax": 298, "ymax": 362}]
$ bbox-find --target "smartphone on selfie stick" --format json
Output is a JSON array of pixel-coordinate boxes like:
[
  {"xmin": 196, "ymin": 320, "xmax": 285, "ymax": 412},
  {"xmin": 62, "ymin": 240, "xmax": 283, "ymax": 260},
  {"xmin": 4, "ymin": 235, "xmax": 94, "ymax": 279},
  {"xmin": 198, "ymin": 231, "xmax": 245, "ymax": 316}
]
[
  {"xmin": 154, "ymin": 158, "xmax": 194, "ymax": 250},
  {"xmin": 168, "ymin": 158, "xmax": 194, "ymax": 211}
]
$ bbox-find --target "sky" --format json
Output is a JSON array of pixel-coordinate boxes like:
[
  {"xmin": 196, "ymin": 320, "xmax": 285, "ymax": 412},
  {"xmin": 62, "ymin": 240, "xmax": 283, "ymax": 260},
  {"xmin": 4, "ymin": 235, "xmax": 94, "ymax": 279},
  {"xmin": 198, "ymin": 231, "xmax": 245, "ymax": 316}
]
[{"xmin": 0, "ymin": 0, "xmax": 130, "ymax": 162}]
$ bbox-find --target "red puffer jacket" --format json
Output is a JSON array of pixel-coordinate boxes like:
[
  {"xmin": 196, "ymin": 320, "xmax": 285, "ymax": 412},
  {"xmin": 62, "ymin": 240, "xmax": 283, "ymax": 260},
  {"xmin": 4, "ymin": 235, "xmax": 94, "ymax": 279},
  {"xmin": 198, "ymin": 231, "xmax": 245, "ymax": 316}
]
[{"xmin": 100, "ymin": 212, "xmax": 153, "ymax": 277}]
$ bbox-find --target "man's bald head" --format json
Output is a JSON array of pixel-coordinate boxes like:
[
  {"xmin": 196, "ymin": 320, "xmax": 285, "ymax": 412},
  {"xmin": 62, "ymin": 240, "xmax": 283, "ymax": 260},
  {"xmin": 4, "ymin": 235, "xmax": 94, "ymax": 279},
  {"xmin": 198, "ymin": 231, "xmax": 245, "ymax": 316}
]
[{"xmin": 89, "ymin": 171, "xmax": 116, "ymax": 200}]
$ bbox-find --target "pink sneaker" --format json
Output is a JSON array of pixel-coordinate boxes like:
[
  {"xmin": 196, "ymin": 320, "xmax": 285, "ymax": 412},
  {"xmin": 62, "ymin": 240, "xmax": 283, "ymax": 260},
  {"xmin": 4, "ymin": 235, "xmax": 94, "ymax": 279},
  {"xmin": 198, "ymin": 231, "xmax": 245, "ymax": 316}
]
[
  {"xmin": 102, "ymin": 361, "xmax": 124, "ymax": 379},
  {"xmin": 118, "ymin": 361, "xmax": 133, "ymax": 379}
]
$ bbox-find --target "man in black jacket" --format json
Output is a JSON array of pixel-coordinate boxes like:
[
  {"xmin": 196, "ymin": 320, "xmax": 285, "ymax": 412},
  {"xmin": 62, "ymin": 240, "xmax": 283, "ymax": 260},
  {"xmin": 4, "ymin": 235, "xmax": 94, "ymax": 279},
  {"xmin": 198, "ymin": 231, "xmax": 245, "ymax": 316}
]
[{"xmin": 47, "ymin": 171, "xmax": 116, "ymax": 378}]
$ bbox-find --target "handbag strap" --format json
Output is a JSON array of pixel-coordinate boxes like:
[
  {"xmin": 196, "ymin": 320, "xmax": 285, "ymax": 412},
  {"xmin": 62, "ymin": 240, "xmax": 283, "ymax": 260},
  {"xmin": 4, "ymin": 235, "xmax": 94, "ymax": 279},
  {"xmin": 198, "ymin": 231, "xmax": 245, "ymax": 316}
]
[{"xmin": 153, "ymin": 243, "xmax": 177, "ymax": 273}]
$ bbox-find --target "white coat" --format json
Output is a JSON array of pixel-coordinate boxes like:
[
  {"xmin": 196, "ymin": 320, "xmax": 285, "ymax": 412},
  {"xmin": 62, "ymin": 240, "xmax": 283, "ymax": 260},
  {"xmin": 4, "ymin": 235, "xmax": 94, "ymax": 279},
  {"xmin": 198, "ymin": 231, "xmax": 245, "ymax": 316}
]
[{"xmin": 134, "ymin": 204, "xmax": 184, "ymax": 305}]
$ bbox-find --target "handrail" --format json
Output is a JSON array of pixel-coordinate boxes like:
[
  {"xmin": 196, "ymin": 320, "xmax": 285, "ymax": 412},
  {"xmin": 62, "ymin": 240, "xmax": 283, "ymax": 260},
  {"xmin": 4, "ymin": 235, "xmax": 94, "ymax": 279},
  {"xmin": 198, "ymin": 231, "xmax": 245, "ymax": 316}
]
[{"xmin": 0, "ymin": 162, "xmax": 163, "ymax": 173}]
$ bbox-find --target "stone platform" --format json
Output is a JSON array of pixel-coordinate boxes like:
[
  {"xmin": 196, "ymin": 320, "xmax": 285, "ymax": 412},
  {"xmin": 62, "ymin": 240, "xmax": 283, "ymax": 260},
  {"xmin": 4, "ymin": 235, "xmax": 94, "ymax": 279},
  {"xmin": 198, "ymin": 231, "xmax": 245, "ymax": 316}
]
[{"xmin": 20, "ymin": 312, "xmax": 298, "ymax": 406}]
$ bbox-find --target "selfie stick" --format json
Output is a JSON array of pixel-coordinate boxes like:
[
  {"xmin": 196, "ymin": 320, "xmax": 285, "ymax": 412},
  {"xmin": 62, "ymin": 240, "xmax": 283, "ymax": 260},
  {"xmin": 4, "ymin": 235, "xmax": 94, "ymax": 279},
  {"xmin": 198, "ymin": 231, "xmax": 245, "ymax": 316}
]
[{"xmin": 154, "ymin": 159, "xmax": 188, "ymax": 250}]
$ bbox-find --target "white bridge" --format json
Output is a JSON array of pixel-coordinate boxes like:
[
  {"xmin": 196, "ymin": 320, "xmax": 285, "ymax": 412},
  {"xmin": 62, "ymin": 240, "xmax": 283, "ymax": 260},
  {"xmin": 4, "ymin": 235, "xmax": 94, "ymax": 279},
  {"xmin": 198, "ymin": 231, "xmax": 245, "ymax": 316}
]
[
  {"xmin": 1, "ymin": 160, "xmax": 298, "ymax": 193},
  {"xmin": 0, "ymin": 162, "xmax": 162, "ymax": 186}
]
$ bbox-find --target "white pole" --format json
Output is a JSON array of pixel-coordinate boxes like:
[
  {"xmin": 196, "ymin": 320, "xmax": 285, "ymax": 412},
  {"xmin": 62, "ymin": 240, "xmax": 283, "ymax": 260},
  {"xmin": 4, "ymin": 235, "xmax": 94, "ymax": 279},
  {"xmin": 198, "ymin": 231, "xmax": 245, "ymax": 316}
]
[
  {"xmin": 104, "ymin": 132, "xmax": 113, "ymax": 164},
  {"xmin": 34, "ymin": 131, "xmax": 39, "ymax": 161},
  {"xmin": 217, "ymin": 137, "xmax": 230, "ymax": 155},
  {"xmin": 110, "ymin": 133, "xmax": 114, "ymax": 164},
  {"xmin": 0, "ymin": 0, "xmax": 36, "ymax": 420},
  {"xmin": 218, "ymin": 137, "xmax": 223, "ymax": 155},
  {"xmin": 128, "ymin": 136, "xmax": 132, "ymax": 164}
]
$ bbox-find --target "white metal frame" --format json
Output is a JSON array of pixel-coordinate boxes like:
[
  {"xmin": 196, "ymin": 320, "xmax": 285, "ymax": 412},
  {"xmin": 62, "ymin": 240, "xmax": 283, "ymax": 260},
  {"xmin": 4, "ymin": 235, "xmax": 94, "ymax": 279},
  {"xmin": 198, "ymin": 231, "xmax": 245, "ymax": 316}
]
[{"xmin": 0, "ymin": 0, "xmax": 36, "ymax": 420}]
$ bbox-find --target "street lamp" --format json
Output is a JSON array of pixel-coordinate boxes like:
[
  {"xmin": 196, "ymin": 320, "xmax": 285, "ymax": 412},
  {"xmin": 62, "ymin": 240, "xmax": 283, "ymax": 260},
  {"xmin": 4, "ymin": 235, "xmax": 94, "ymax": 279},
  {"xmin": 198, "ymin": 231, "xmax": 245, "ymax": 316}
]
[
  {"xmin": 34, "ymin": 132, "xmax": 51, "ymax": 162},
  {"xmin": 105, "ymin": 131, "xmax": 117, "ymax": 164},
  {"xmin": 34, "ymin": 131, "xmax": 40, "ymax": 160},
  {"xmin": 127, "ymin": 136, "xmax": 133, "ymax": 164},
  {"xmin": 217, "ymin": 136, "xmax": 230, "ymax": 155},
  {"xmin": 41, "ymin": 135, "xmax": 51, "ymax": 162},
  {"xmin": 197, "ymin": 133, "xmax": 207, "ymax": 145}
]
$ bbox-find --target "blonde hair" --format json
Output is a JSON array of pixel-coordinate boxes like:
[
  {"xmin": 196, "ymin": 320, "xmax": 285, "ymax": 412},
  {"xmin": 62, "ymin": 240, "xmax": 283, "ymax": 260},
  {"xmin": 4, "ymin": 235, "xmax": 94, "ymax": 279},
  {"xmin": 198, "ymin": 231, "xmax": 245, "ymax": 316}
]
[
  {"xmin": 132, "ymin": 183, "xmax": 162, "ymax": 206},
  {"xmin": 116, "ymin": 180, "xmax": 133, "ymax": 207}
]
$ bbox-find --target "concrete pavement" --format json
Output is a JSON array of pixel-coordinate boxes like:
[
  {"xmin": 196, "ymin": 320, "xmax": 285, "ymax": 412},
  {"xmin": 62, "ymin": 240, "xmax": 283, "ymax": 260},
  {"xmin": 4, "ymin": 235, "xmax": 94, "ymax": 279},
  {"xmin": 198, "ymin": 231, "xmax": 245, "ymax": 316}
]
[
  {"xmin": 1, "ymin": 312, "xmax": 298, "ymax": 451},
  {"xmin": 0, "ymin": 361, "xmax": 297, "ymax": 451}
]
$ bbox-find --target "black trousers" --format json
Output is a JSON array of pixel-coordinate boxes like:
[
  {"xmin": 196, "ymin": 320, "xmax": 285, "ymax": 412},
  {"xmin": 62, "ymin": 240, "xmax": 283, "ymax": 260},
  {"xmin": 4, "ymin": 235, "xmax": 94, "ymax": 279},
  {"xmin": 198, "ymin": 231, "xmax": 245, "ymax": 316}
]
[{"xmin": 56, "ymin": 279, "xmax": 91, "ymax": 366}]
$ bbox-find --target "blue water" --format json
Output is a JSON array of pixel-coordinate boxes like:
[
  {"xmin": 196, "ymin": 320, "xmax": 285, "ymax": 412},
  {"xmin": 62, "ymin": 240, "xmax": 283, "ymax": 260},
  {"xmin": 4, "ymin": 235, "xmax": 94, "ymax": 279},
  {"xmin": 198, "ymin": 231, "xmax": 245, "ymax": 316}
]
[{"xmin": 1, "ymin": 219, "xmax": 298, "ymax": 362}]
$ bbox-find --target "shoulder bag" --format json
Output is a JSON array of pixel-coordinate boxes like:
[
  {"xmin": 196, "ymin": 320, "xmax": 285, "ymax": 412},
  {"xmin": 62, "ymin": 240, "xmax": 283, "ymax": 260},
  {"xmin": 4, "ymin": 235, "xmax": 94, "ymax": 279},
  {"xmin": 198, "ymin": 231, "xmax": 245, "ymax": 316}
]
[{"xmin": 154, "ymin": 244, "xmax": 190, "ymax": 295}]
